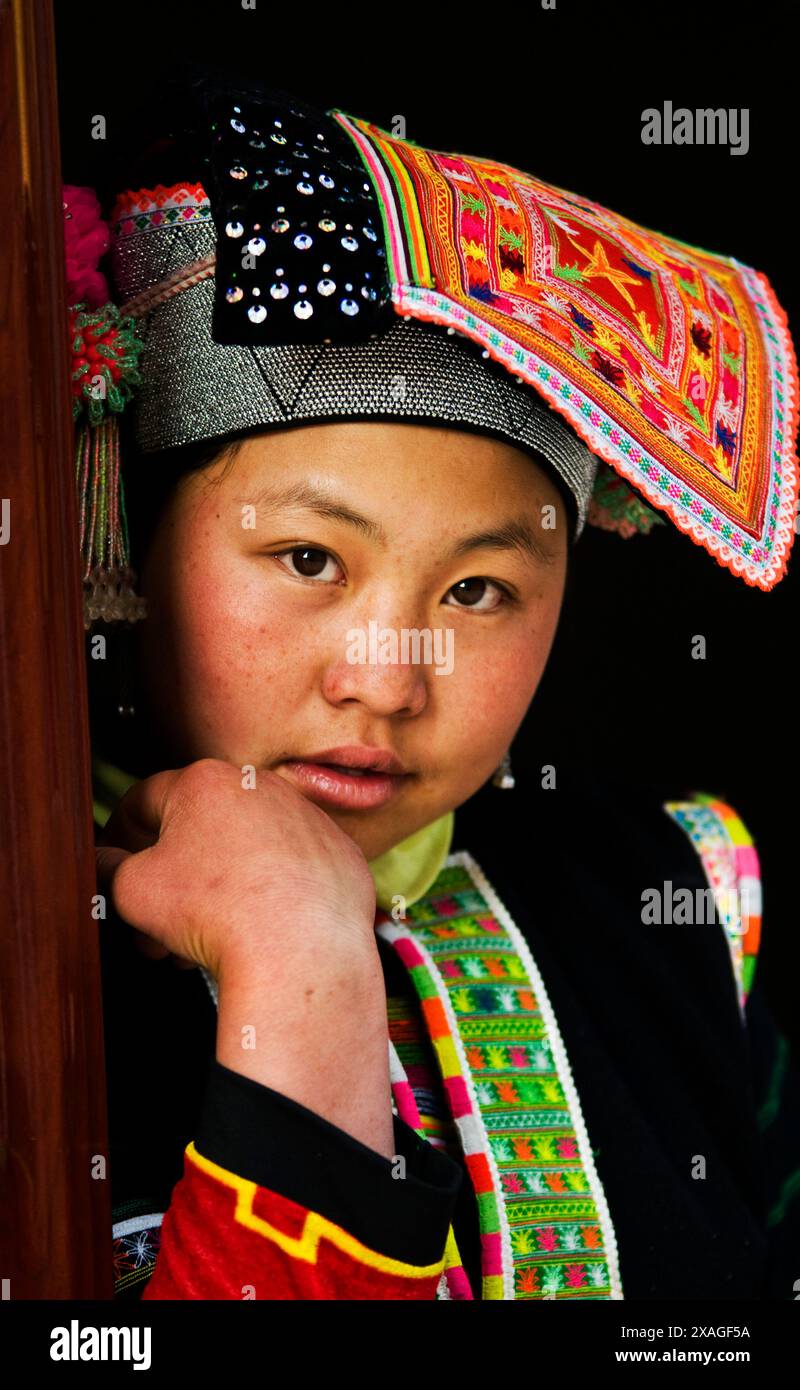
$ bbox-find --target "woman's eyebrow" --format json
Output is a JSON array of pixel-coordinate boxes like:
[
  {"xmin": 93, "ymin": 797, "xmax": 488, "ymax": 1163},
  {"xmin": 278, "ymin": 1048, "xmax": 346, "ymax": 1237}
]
[
  {"xmin": 449, "ymin": 521, "xmax": 555, "ymax": 567},
  {"xmin": 234, "ymin": 482, "xmax": 552, "ymax": 564},
  {"xmin": 233, "ymin": 481, "xmax": 383, "ymax": 539}
]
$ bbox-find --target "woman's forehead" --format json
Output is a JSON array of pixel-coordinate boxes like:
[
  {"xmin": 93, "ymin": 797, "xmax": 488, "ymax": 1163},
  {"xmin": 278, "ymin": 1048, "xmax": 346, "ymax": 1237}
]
[
  {"xmin": 181, "ymin": 423, "xmax": 566, "ymax": 551},
  {"xmin": 225, "ymin": 420, "xmax": 564, "ymax": 501}
]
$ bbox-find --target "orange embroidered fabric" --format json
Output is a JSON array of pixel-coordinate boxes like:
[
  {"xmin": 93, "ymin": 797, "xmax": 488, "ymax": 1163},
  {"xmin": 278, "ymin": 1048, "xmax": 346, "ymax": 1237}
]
[{"xmin": 335, "ymin": 111, "xmax": 799, "ymax": 589}]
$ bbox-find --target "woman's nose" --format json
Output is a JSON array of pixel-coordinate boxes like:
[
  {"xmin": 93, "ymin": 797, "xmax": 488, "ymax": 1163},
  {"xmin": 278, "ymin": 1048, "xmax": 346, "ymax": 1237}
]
[{"xmin": 320, "ymin": 615, "xmax": 440, "ymax": 717}]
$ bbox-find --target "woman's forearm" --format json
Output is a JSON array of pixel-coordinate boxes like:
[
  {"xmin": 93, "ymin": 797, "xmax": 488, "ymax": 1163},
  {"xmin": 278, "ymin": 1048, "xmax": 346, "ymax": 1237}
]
[{"xmin": 215, "ymin": 935, "xmax": 395, "ymax": 1159}]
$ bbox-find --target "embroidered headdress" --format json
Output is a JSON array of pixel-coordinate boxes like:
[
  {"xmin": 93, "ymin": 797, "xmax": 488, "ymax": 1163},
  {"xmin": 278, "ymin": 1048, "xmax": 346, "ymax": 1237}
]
[{"xmin": 66, "ymin": 75, "xmax": 798, "ymax": 626}]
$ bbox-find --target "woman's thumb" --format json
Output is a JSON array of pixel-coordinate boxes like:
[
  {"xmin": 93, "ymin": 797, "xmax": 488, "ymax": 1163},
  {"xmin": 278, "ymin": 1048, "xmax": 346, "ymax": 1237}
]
[
  {"xmin": 95, "ymin": 844, "xmax": 132, "ymax": 892},
  {"xmin": 94, "ymin": 844, "xmax": 167, "ymax": 959}
]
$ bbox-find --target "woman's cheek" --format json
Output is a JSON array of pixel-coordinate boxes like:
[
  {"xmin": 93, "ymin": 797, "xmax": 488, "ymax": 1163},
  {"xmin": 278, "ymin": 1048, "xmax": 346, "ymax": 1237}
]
[
  {"xmin": 176, "ymin": 553, "xmax": 299, "ymax": 745},
  {"xmin": 445, "ymin": 635, "xmax": 540, "ymax": 775}
]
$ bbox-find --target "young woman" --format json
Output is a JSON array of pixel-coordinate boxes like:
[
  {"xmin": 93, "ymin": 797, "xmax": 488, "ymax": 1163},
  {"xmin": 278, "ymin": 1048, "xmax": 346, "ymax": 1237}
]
[{"xmin": 71, "ymin": 74, "xmax": 800, "ymax": 1300}]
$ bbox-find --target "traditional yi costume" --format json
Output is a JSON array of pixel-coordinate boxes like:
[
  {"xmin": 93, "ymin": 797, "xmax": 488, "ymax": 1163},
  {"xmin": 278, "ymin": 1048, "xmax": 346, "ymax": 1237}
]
[{"xmin": 67, "ymin": 74, "xmax": 800, "ymax": 1299}]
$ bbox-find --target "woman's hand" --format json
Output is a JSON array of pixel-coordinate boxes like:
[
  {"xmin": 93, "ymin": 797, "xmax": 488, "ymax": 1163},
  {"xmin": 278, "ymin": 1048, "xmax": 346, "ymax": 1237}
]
[
  {"xmin": 95, "ymin": 757, "xmax": 378, "ymax": 980},
  {"xmin": 96, "ymin": 758, "xmax": 393, "ymax": 1154}
]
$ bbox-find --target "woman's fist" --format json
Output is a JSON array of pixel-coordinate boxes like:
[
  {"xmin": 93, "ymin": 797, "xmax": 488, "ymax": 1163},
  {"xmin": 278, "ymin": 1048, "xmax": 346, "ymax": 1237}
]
[{"xmin": 95, "ymin": 758, "xmax": 378, "ymax": 979}]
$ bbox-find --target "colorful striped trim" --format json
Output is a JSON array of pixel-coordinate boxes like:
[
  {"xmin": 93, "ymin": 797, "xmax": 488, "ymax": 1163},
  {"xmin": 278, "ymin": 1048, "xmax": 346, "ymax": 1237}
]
[
  {"xmin": 664, "ymin": 794, "xmax": 761, "ymax": 1015},
  {"xmin": 387, "ymin": 992, "xmax": 459, "ymax": 1154},
  {"xmin": 332, "ymin": 111, "xmax": 433, "ymax": 290},
  {"xmin": 388, "ymin": 1038, "xmax": 473, "ymax": 1300},
  {"xmin": 110, "ymin": 182, "xmax": 212, "ymax": 238},
  {"xmin": 377, "ymin": 851, "xmax": 623, "ymax": 1301}
]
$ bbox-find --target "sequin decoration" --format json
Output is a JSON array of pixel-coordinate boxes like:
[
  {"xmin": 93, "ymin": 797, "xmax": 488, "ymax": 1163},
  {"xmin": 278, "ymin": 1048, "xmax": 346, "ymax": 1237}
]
[{"xmin": 205, "ymin": 87, "xmax": 393, "ymax": 345}]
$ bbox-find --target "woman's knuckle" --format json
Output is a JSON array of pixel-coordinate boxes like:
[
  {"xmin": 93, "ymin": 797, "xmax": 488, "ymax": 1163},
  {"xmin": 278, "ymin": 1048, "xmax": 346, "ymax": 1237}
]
[
  {"xmin": 181, "ymin": 756, "xmax": 227, "ymax": 790},
  {"xmin": 112, "ymin": 854, "xmax": 143, "ymax": 920}
]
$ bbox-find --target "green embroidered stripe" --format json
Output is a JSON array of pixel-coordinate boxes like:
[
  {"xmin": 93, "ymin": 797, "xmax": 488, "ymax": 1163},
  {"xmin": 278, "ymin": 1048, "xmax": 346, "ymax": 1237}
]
[
  {"xmin": 758, "ymin": 1033, "xmax": 790, "ymax": 1133},
  {"xmin": 767, "ymin": 1165, "xmax": 800, "ymax": 1228}
]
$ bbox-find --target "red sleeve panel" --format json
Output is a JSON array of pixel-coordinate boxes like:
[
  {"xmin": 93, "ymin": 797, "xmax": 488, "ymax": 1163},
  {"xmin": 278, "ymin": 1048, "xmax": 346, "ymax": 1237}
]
[{"xmin": 141, "ymin": 1060, "xmax": 463, "ymax": 1300}]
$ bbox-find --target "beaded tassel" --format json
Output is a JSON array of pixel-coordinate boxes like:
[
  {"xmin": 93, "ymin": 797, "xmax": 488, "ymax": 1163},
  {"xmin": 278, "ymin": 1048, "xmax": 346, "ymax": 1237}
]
[
  {"xmin": 75, "ymin": 416, "xmax": 146, "ymax": 628},
  {"xmin": 69, "ymin": 303, "xmax": 147, "ymax": 629}
]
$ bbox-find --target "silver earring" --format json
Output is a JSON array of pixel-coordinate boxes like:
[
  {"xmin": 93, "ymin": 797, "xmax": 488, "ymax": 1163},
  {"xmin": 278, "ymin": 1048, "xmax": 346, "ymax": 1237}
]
[
  {"xmin": 492, "ymin": 748, "xmax": 515, "ymax": 790},
  {"xmin": 115, "ymin": 637, "xmax": 136, "ymax": 718}
]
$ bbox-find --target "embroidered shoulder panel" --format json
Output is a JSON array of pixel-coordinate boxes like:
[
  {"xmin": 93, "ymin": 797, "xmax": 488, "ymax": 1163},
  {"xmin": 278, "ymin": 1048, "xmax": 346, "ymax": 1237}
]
[{"xmin": 377, "ymin": 852, "xmax": 623, "ymax": 1301}]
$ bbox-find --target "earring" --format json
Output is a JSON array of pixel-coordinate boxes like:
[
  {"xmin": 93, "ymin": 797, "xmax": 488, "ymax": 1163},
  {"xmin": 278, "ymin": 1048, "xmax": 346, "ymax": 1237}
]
[{"xmin": 492, "ymin": 748, "xmax": 515, "ymax": 790}]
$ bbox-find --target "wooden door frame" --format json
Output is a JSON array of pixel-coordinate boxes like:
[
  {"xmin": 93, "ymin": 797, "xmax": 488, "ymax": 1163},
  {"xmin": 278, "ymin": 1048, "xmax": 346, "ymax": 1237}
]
[{"xmin": 0, "ymin": 0, "xmax": 112, "ymax": 1299}]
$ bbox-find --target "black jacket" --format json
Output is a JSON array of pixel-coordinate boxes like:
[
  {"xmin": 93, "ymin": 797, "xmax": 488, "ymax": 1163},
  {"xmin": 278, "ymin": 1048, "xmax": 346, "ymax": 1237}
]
[{"xmin": 100, "ymin": 763, "xmax": 800, "ymax": 1299}]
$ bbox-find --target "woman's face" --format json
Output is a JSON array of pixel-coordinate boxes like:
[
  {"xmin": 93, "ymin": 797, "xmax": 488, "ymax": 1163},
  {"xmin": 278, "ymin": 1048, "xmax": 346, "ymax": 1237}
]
[{"xmin": 135, "ymin": 421, "xmax": 568, "ymax": 861}]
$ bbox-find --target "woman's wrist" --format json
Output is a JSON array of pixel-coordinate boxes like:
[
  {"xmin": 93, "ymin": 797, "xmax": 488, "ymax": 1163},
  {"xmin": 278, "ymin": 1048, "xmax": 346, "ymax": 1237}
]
[{"xmin": 215, "ymin": 934, "xmax": 395, "ymax": 1156}]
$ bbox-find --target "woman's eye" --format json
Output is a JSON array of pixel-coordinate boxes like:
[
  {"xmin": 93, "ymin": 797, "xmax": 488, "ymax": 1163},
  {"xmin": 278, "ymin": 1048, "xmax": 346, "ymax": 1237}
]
[
  {"xmin": 445, "ymin": 577, "xmax": 510, "ymax": 611},
  {"xmin": 275, "ymin": 546, "xmax": 342, "ymax": 582}
]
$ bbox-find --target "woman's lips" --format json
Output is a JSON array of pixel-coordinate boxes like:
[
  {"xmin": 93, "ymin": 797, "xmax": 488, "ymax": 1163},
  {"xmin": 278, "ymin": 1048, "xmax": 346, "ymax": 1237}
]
[{"xmin": 279, "ymin": 760, "xmax": 409, "ymax": 810}]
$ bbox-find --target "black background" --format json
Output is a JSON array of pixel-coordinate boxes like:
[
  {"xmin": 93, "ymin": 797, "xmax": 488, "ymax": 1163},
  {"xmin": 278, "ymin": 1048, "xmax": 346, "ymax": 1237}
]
[{"xmin": 56, "ymin": 0, "xmax": 799, "ymax": 1040}]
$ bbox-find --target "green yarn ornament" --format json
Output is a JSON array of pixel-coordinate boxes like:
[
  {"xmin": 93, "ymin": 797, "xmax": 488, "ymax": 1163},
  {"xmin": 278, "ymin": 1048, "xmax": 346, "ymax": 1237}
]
[
  {"xmin": 69, "ymin": 302, "xmax": 145, "ymax": 426},
  {"xmin": 588, "ymin": 462, "xmax": 666, "ymax": 537}
]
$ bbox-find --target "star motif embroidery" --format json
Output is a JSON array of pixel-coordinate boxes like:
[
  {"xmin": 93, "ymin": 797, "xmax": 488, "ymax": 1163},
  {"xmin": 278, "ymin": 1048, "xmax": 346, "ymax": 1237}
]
[{"xmin": 578, "ymin": 239, "xmax": 642, "ymax": 311}]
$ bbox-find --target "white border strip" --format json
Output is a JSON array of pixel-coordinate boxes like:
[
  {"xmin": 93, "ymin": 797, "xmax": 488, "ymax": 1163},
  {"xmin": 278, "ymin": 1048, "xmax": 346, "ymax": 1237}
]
[{"xmin": 112, "ymin": 1212, "xmax": 164, "ymax": 1240}]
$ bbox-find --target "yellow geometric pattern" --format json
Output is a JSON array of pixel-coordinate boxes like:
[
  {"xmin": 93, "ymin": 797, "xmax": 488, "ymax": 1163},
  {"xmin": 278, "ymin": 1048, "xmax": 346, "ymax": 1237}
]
[{"xmin": 187, "ymin": 1142, "xmax": 445, "ymax": 1279}]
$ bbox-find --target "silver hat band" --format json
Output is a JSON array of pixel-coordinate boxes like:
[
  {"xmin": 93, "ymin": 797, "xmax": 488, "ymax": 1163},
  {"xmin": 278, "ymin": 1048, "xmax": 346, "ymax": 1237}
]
[{"xmin": 111, "ymin": 218, "xmax": 599, "ymax": 536}]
